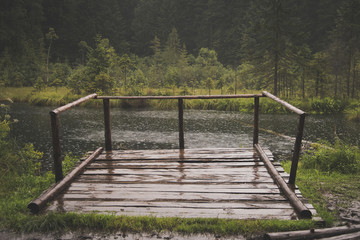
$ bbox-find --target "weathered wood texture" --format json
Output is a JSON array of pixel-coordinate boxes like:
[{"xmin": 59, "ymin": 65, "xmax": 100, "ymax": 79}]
[
  {"xmin": 96, "ymin": 94, "xmax": 264, "ymax": 100},
  {"xmin": 265, "ymin": 224, "xmax": 360, "ymax": 240},
  {"xmin": 255, "ymin": 144, "xmax": 311, "ymax": 219},
  {"xmin": 103, "ymin": 99, "xmax": 112, "ymax": 151},
  {"xmin": 28, "ymin": 147, "xmax": 103, "ymax": 213},
  {"xmin": 52, "ymin": 93, "xmax": 97, "ymax": 114},
  {"xmin": 45, "ymin": 148, "xmax": 317, "ymax": 220},
  {"xmin": 262, "ymin": 91, "xmax": 304, "ymax": 115}
]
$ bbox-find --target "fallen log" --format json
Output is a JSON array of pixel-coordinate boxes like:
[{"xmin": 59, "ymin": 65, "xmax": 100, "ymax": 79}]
[{"xmin": 265, "ymin": 224, "xmax": 360, "ymax": 240}]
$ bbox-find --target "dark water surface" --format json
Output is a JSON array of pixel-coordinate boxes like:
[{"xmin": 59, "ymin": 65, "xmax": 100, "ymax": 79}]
[{"xmin": 9, "ymin": 103, "xmax": 360, "ymax": 171}]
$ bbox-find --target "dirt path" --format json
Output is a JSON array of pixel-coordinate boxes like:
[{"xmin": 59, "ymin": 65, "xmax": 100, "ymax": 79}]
[{"xmin": 0, "ymin": 231, "xmax": 246, "ymax": 240}]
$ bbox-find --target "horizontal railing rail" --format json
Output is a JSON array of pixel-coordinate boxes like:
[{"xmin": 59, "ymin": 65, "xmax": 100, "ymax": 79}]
[
  {"xmin": 50, "ymin": 92, "xmax": 306, "ymax": 189},
  {"xmin": 96, "ymin": 94, "xmax": 263, "ymax": 100}
]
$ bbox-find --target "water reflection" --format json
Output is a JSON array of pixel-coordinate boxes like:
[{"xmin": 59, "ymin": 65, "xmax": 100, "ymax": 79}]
[{"xmin": 9, "ymin": 103, "xmax": 360, "ymax": 171}]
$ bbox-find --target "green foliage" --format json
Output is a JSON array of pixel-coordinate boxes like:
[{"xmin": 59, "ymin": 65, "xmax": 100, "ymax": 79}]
[
  {"xmin": 2, "ymin": 0, "xmax": 360, "ymax": 99},
  {"xmin": 311, "ymin": 98, "xmax": 347, "ymax": 114},
  {"xmin": 85, "ymin": 72, "xmax": 114, "ymax": 95},
  {"xmin": 62, "ymin": 154, "xmax": 79, "ymax": 175},
  {"xmin": 283, "ymin": 156, "xmax": 360, "ymax": 226},
  {"xmin": 67, "ymin": 66, "xmax": 87, "ymax": 94},
  {"xmin": 347, "ymin": 107, "xmax": 360, "ymax": 122},
  {"xmin": 33, "ymin": 77, "xmax": 46, "ymax": 92},
  {"xmin": 301, "ymin": 141, "xmax": 360, "ymax": 174},
  {"xmin": 0, "ymin": 103, "xmax": 54, "ymax": 226}
]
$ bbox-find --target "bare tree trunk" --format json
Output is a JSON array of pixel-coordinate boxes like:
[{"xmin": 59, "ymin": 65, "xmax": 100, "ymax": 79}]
[
  {"xmin": 352, "ymin": 56, "xmax": 357, "ymax": 98},
  {"xmin": 334, "ymin": 73, "xmax": 338, "ymax": 99},
  {"xmin": 302, "ymin": 69, "xmax": 305, "ymax": 99},
  {"xmin": 46, "ymin": 42, "xmax": 52, "ymax": 84}
]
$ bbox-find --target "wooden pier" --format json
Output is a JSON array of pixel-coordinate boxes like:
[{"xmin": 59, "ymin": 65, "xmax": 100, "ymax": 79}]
[
  {"xmin": 29, "ymin": 92, "xmax": 317, "ymax": 220},
  {"xmin": 44, "ymin": 147, "xmax": 316, "ymax": 219}
]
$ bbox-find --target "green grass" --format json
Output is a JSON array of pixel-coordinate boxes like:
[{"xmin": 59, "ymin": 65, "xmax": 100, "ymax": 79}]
[
  {"xmin": 347, "ymin": 107, "xmax": 360, "ymax": 122},
  {"xmin": 2, "ymin": 87, "xmax": 359, "ymax": 116},
  {"xmin": 1, "ymin": 212, "xmax": 317, "ymax": 237},
  {"xmin": 282, "ymin": 141, "xmax": 360, "ymax": 226}
]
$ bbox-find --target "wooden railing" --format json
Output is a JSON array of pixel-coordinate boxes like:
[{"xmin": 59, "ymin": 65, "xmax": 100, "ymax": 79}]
[{"xmin": 50, "ymin": 92, "xmax": 306, "ymax": 186}]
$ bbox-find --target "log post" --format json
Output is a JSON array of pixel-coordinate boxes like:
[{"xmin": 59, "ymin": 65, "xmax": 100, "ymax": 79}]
[
  {"xmin": 103, "ymin": 99, "xmax": 112, "ymax": 151},
  {"xmin": 253, "ymin": 96, "xmax": 259, "ymax": 145},
  {"xmin": 289, "ymin": 113, "xmax": 306, "ymax": 185},
  {"xmin": 50, "ymin": 111, "xmax": 63, "ymax": 182},
  {"xmin": 178, "ymin": 98, "xmax": 185, "ymax": 149}
]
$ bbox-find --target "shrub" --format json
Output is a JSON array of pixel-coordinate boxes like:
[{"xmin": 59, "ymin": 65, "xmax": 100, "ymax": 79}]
[
  {"xmin": 301, "ymin": 141, "xmax": 360, "ymax": 174},
  {"xmin": 311, "ymin": 98, "xmax": 347, "ymax": 114},
  {"xmin": 347, "ymin": 107, "xmax": 360, "ymax": 122}
]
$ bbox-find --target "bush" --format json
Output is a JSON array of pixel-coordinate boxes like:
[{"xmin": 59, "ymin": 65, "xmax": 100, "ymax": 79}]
[
  {"xmin": 301, "ymin": 141, "xmax": 360, "ymax": 174},
  {"xmin": 347, "ymin": 107, "xmax": 360, "ymax": 122},
  {"xmin": 311, "ymin": 98, "xmax": 347, "ymax": 114}
]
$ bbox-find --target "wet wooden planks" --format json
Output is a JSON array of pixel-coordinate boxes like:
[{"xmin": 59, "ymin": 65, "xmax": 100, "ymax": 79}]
[{"xmin": 46, "ymin": 148, "xmax": 317, "ymax": 220}]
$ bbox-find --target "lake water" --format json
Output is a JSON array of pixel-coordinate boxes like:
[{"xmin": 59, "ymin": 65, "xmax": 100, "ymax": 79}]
[{"xmin": 8, "ymin": 103, "xmax": 360, "ymax": 171}]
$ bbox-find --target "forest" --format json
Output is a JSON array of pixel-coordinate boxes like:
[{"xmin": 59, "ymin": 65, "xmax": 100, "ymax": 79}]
[{"xmin": 1, "ymin": 0, "xmax": 360, "ymax": 99}]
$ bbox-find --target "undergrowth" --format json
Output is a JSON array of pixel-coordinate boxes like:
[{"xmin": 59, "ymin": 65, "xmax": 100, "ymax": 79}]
[
  {"xmin": 282, "ymin": 140, "xmax": 360, "ymax": 226},
  {"xmin": 1, "ymin": 87, "xmax": 358, "ymax": 116}
]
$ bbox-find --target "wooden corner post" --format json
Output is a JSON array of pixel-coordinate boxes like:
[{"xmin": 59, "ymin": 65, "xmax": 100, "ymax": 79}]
[
  {"xmin": 103, "ymin": 98, "xmax": 112, "ymax": 151},
  {"xmin": 50, "ymin": 111, "xmax": 63, "ymax": 182},
  {"xmin": 253, "ymin": 96, "xmax": 259, "ymax": 145},
  {"xmin": 289, "ymin": 113, "xmax": 306, "ymax": 185},
  {"xmin": 178, "ymin": 98, "xmax": 185, "ymax": 149}
]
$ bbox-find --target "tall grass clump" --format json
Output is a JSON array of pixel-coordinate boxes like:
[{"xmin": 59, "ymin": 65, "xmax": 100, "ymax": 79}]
[
  {"xmin": 347, "ymin": 107, "xmax": 360, "ymax": 122},
  {"xmin": 311, "ymin": 97, "xmax": 347, "ymax": 114},
  {"xmin": 301, "ymin": 140, "xmax": 360, "ymax": 174}
]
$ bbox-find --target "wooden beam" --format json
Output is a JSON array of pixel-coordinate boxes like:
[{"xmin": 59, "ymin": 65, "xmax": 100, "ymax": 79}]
[
  {"xmin": 265, "ymin": 224, "xmax": 360, "ymax": 240},
  {"xmin": 289, "ymin": 114, "xmax": 306, "ymax": 185},
  {"xmin": 96, "ymin": 94, "xmax": 264, "ymax": 100},
  {"xmin": 262, "ymin": 91, "xmax": 305, "ymax": 115},
  {"xmin": 28, "ymin": 147, "xmax": 103, "ymax": 214},
  {"xmin": 178, "ymin": 98, "xmax": 184, "ymax": 149},
  {"xmin": 103, "ymin": 99, "xmax": 112, "ymax": 151},
  {"xmin": 255, "ymin": 144, "xmax": 311, "ymax": 219},
  {"xmin": 253, "ymin": 96, "xmax": 259, "ymax": 145},
  {"xmin": 52, "ymin": 93, "xmax": 97, "ymax": 114},
  {"xmin": 50, "ymin": 111, "xmax": 62, "ymax": 182}
]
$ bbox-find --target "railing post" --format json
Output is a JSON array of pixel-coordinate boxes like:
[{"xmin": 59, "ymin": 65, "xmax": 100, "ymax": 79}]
[
  {"xmin": 289, "ymin": 113, "xmax": 306, "ymax": 185},
  {"xmin": 103, "ymin": 99, "xmax": 112, "ymax": 151},
  {"xmin": 253, "ymin": 96, "xmax": 259, "ymax": 145},
  {"xmin": 50, "ymin": 111, "xmax": 63, "ymax": 182},
  {"xmin": 178, "ymin": 98, "xmax": 185, "ymax": 149}
]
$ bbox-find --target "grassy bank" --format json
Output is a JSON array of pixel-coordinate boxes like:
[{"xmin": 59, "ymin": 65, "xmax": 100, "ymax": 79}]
[
  {"xmin": 2, "ymin": 87, "xmax": 359, "ymax": 116},
  {"xmin": 282, "ymin": 140, "xmax": 360, "ymax": 226}
]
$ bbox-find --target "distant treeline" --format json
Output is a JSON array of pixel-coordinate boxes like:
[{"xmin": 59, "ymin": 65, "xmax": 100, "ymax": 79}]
[{"xmin": 1, "ymin": 0, "xmax": 360, "ymax": 99}]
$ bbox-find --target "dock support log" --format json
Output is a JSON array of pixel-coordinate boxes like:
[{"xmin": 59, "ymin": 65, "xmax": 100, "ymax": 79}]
[
  {"xmin": 289, "ymin": 113, "xmax": 306, "ymax": 185},
  {"xmin": 50, "ymin": 111, "xmax": 63, "ymax": 182},
  {"xmin": 28, "ymin": 147, "xmax": 103, "ymax": 214},
  {"xmin": 103, "ymin": 99, "xmax": 112, "ymax": 151},
  {"xmin": 255, "ymin": 144, "xmax": 311, "ymax": 219},
  {"xmin": 253, "ymin": 96, "xmax": 259, "ymax": 145},
  {"xmin": 178, "ymin": 98, "xmax": 184, "ymax": 149}
]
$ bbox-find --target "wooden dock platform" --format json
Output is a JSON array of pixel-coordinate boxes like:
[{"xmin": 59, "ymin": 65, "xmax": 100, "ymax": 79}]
[
  {"xmin": 44, "ymin": 148, "xmax": 317, "ymax": 220},
  {"xmin": 28, "ymin": 92, "xmax": 317, "ymax": 220}
]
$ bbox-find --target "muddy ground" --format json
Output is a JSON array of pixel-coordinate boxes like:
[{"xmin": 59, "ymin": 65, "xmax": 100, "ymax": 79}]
[{"xmin": 0, "ymin": 231, "xmax": 247, "ymax": 240}]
